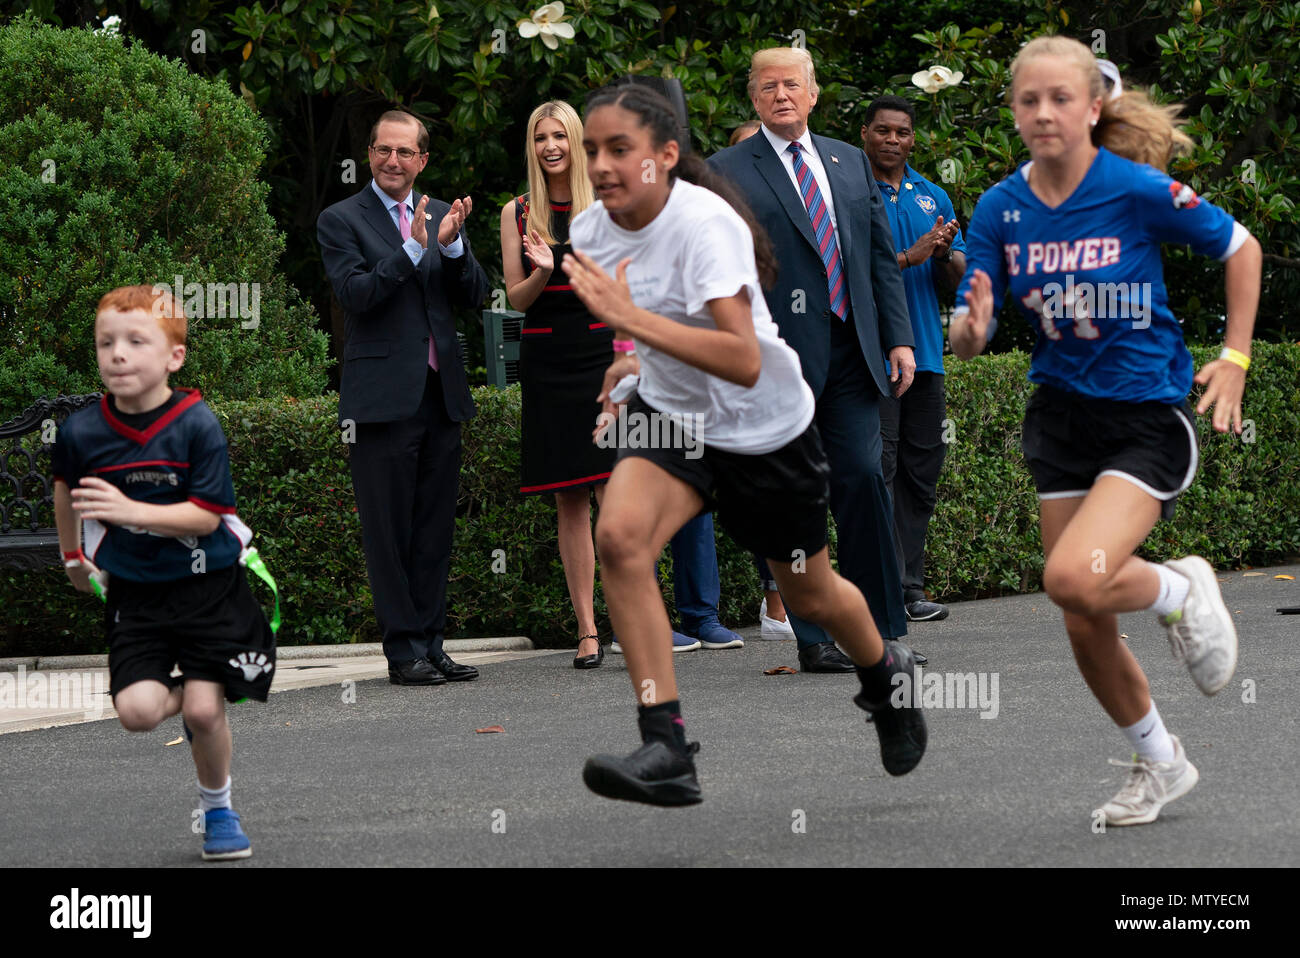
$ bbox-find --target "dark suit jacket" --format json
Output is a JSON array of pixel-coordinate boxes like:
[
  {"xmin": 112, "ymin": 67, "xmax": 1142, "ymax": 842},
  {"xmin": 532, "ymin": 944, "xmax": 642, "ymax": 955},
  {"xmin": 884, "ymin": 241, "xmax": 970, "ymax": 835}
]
[
  {"xmin": 318, "ymin": 183, "xmax": 488, "ymax": 424},
  {"xmin": 709, "ymin": 132, "xmax": 913, "ymax": 399}
]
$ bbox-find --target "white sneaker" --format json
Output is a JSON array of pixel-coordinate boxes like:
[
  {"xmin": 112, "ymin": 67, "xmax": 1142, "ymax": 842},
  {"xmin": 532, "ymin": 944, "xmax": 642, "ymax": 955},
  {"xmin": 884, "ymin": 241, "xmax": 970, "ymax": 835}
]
[
  {"xmin": 1161, "ymin": 556, "xmax": 1238, "ymax": 695},
  {"xmin": 1096, "ymin": 735, "xmax": 1199, "ymax": 826},
  {"xmin": 759, "ymin": 598, "xmax": 795, "ymax": 639}
]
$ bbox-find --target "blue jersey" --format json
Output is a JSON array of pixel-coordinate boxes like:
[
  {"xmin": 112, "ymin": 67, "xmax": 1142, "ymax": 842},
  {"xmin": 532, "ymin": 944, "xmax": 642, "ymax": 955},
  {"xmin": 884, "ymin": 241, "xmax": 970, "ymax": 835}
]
[
  {"xmin": 956, "ymin": 147, "xmax": 1243, "ymax": 403},
  {"xmin": 52, "ymin": 389, "xmax": 253, "ymax": 583},
  {"xmin": 877, "ymin": 163, "xmax": 966, "ymax": 375}
]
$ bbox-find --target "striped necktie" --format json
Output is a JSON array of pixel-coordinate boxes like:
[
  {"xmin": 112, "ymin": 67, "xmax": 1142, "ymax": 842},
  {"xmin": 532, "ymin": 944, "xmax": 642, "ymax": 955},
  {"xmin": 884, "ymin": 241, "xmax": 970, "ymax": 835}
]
[{"xmin": 788, "ymin": 141, "xmax": 847, "ymax": 320}]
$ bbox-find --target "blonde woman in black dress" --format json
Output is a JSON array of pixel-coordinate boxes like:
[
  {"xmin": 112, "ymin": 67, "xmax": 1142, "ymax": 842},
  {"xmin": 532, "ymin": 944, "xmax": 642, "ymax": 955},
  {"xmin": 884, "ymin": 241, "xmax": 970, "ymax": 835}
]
[{"xmin": 500, "ymin": 100, "xmax": 613, "ymax": 668}]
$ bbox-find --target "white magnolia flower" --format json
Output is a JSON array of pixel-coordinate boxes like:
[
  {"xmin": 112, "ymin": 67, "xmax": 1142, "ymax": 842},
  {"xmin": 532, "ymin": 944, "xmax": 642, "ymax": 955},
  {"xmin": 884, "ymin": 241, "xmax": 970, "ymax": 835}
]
[
  {"xmin": 912, "ymin": 65, "xmax": 964, "ymax": 94},
  {"xmin": 518, "ymin": 2, "xmax": 576, "ymax": 50}
]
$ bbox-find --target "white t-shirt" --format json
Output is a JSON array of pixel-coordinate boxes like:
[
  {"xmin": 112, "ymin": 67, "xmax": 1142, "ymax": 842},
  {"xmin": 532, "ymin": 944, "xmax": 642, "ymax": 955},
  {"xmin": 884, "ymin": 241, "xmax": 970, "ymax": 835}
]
[{"xmin": 569, "ymin": 178, "xmax": 815, "ymax": 455}]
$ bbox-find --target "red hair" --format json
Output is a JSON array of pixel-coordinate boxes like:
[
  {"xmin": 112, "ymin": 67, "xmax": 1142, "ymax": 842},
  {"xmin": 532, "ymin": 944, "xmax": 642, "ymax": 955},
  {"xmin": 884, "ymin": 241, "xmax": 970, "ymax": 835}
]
[{"xmin": 95, "ymin": 285, "xmax": 187, "ymax": 345}]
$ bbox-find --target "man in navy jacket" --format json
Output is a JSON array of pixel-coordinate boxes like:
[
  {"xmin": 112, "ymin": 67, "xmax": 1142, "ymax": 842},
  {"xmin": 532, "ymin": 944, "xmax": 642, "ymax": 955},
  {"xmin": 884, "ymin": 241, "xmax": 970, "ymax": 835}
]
[
  {"xmin": 710, "ymin": 48, "xmax": 922, "ymax": 669},
  {"xmin": 318, "ymin": 110, "xmax": 487, "ymax": 686}
]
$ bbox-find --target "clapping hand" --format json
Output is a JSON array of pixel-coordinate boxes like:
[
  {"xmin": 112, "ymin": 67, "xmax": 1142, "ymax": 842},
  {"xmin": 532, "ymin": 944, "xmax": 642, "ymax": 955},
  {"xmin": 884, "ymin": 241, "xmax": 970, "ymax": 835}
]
[
  {"xmin": 437, "ymin": 197, "xmax": 473, "ymax": 247},
  {"xmin": 931, "ymin": 216, "xmax": 960, "ymax": 259},
  {"xmin": 522, "ymin": 229, "xmax": 554, "ymax": 273}
]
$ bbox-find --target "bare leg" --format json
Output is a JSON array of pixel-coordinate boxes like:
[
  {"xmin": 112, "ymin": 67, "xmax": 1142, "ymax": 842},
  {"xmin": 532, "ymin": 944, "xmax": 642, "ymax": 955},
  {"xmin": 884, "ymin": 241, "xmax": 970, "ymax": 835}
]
[
  {"xmin": 1039, "ymin": 477, "xmax": 1164, "ymax": 726},
  {"xmin": 765, "ymin": 589, "xmax": 788, "ymax": 622},
  {"xmin": 556, "ymin": 487, "xmax": 599, "ymax": 656},
  {"xmin": 767, "ymin": 548, "xmax": 885, "ymax": 667},
  {"xmin": 182, "ymin": 679, "xmax": 232, "ymax": 789},
  {"xmin": 113, "ymin": 679, "xmax": 183, "ymax": 732},
  {"xmin": 594, "ymin": 458, "xmax": 705, "ymax": 706}
]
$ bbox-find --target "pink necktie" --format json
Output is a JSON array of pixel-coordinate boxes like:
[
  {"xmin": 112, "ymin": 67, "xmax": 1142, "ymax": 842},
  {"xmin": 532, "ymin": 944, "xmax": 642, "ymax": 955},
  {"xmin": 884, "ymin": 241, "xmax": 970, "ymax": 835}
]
[{"xmin": 398, "ymin": 201, "xmax": 438, "ymax": 371}]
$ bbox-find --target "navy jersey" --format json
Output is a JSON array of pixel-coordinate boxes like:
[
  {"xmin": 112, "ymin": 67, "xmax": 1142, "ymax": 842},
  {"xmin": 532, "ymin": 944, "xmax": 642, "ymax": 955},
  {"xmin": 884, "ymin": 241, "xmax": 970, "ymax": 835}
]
[
  {"xmin": 956, "ymin": 147, "xmax": 1245, "ymax": 403},
  {"xmin": 51, "ymin": 389, "xmax": 252, "ymax": 582}
]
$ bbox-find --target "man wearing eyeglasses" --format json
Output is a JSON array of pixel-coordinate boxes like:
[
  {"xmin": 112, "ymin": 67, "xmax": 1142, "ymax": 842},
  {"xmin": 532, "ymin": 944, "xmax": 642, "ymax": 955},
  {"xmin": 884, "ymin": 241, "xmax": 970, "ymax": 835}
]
[{"xmin": 318, "ymin": 110, "xmax": 488, "ymax": 687}]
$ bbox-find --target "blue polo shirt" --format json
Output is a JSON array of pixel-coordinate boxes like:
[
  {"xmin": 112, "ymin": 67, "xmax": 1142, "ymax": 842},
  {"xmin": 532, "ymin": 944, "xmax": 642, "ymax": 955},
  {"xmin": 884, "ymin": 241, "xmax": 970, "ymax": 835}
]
[{"xmin": 876, "ymin": 163, "xmax": 966, "ymax": 375}]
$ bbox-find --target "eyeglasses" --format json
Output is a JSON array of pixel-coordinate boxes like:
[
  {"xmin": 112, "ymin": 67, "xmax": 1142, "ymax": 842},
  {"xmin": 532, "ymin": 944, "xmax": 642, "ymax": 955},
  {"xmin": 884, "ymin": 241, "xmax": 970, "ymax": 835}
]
[{"xmin": 371, "ymin": 145, "xmax": 424, "ymax": 161}]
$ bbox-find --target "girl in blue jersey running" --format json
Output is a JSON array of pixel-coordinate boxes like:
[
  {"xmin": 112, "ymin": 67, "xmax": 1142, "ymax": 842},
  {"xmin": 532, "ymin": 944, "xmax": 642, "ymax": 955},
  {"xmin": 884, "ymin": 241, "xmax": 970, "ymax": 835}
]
[{"xmin": 951, "ymin": 36, "xmax": 1262, "ymax": 826}]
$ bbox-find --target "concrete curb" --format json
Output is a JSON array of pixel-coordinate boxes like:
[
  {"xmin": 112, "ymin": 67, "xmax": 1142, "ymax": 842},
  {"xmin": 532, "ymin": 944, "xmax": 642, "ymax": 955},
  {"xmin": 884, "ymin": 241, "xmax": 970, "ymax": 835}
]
[{"xmin": 0, "ymin": 636, "xmax": 534, "ymax": 672}]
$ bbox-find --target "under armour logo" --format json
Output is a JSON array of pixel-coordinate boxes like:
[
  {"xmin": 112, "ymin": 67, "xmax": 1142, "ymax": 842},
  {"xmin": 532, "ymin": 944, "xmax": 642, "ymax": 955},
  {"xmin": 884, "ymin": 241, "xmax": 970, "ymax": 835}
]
[
  {"xmin": 229, "ymin": 652, "xmax": 273, "ymax": 682},
  {"xmin": 1002, "ymin": 209, "xmax": 1021, "ymax": 223}
]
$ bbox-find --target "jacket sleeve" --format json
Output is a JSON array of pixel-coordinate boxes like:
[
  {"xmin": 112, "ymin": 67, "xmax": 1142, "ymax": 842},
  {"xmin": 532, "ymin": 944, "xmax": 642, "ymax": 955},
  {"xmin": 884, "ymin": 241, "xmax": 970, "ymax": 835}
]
[
  {"xmin": 438, "ymin": 225, "xmax": 489, "ymax": 310},
  {"xmin": 317, "ymin": 201, "xmax": 418, "ymax": 315}
]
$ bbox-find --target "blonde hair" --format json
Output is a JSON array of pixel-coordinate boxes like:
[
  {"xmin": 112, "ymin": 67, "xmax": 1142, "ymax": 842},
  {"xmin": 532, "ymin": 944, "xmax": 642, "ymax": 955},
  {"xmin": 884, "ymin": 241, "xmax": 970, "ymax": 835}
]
[
  {"xmin": 523, "ymin": 101, "xmax": 592, "ymax": 245},
  {"xmin": 1010, "ymin": 36, "xmax": 1193, "ymax": 172},
  {"xmin": 748, "ymin": 46, "xmax": 819, "ymax": 99}
]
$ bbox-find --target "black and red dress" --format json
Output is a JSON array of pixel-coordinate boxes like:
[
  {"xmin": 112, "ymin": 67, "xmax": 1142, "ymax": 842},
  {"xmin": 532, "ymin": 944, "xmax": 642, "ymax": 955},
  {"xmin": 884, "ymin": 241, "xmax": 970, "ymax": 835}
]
[{"xmin": 514, "ymin": 194, "xmax": 616, "ymax": 495}]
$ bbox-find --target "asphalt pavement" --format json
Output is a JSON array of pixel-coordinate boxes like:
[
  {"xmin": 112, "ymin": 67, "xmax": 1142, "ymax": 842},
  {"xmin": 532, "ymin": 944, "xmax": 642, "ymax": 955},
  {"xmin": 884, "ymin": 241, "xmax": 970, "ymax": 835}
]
[{"xmin": 1, "ymin": 564, "xmax": 1296, "ymax": 867}]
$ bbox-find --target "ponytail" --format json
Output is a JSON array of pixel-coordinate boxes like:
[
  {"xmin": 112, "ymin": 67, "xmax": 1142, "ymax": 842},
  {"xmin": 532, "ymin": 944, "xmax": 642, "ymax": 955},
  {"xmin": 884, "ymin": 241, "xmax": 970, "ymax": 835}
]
[
  {"xmin": 585, "ymin": 84, "xmax": 778, "ymax": 288},
  {"xmin": 1095, "ymin": 89, "xmax": 1194, "ymax": 173}
]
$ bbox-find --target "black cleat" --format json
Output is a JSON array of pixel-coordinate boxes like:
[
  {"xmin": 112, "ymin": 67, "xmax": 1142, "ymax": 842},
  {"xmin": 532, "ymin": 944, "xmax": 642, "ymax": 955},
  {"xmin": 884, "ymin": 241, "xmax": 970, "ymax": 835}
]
[
  {"xmin": 854, "ymin": 642, "xmax": 927, "ymax": 776},
  {"xmin": 583, "ymin": 740, "xmax": 703, "ymax": 806}
]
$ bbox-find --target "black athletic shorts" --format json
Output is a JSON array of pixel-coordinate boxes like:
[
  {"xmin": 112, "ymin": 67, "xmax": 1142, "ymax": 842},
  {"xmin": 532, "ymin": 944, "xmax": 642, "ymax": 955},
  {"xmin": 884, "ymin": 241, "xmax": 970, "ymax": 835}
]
[
  {"xmin": 1021, "ymin": 383, "xmax": 1199, "ymax": 521},
  {"xmin": 105, "ymin": 562, "xmax": 276, "ymax": 702},
  {"xmin": 615, "ymin": 393, "xmax": 830, "ymax": 563}
]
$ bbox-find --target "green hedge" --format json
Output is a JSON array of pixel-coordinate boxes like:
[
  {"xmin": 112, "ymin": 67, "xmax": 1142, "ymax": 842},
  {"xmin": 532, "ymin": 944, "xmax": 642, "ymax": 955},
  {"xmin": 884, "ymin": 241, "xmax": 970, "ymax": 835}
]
[
  {"xmin": 3, "ymin": 343, "xmax": 1297, "ymax": 655},
  {"xmin": 0, "ymin": 17, "xmax": 330, "ymax": 418}
]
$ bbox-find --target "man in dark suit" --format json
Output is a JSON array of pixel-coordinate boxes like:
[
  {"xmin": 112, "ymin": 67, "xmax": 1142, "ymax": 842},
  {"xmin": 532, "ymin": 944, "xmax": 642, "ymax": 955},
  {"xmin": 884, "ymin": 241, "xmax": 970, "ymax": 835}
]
[
  {"xmin": 317, "ymin": 110, "xmax": 488, "ymax": 686},
  {"xmin": 710, "ymin": 48, "xmax": 924, "ymax": 671}
]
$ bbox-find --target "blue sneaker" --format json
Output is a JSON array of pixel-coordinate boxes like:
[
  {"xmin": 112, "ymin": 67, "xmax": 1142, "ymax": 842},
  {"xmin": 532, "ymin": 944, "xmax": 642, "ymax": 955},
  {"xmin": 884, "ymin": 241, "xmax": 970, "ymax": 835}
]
[
  {"xmin": 610, "ymin": 631, "xmax": 702, "ymax": 654},
  {"xmin": 672, "ymin": 630, "xmax": 702, "ymax": 653},
  {"xmin": 692, "ymin": 622, "xmax": 744, "ymax": 651},
  {"xmin": 202, "ymin": 808, "xmax": 252, "ymax": 861}
]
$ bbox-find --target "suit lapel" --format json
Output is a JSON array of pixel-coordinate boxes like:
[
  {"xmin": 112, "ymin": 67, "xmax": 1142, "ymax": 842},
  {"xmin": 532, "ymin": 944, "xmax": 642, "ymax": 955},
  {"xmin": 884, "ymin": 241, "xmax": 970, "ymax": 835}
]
[
  {"xmin": 751, "ymin": 137, "xmax": 820, "ymax": 257},
  {"xmin": 360, "ymin": 182, "xmax": 405, "ymax": 249},
  {"xmin": 812, "ymin": 134, "xmax": 854, "ymax": 262}
]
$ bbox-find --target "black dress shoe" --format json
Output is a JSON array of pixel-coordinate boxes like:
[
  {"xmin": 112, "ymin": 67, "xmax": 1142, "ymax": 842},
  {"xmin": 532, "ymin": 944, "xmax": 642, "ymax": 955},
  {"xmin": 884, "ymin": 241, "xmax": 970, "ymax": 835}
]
[
  {"xmin": 797, "ymin": 641, "xmax": 857, "ymax": 673},
  {"xmin": 430, "ymin": 651, "xmax": 478, "ymax": 682},
  {"xmin": 854, "ymin": 642, "xmax": 927, "ymax": 776},
  {"xmin": 583, "ymin": 740, "xmax": 703, "ymax": 806},
  {"xmin": 574, "ymin": 634, "xmax": 604, "ymax": 670},
  {"xmin": 388, "ymin": 657, "xmax": 447, "ymax": 686}
]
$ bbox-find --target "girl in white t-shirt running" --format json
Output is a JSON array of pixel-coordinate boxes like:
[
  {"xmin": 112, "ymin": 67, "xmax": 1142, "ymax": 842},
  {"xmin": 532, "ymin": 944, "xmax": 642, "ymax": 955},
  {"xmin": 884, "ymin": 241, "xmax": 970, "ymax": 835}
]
[{"xmin": 560, "ymin": 84, "xmax": 927, "ymax": 806}]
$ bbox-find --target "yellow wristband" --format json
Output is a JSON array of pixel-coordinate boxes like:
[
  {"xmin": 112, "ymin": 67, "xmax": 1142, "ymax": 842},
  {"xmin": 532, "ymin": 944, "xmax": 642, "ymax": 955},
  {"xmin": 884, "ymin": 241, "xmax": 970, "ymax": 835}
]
[{"xmin": 1219, "ymin": 347, "xmax": 1250, "ymax": 372}]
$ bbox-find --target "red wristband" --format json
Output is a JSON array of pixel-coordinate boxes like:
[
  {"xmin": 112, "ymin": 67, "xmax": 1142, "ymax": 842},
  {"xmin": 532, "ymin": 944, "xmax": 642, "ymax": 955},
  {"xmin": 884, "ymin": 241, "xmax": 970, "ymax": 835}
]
[
  {"xmin": 62, "ymin": 549, "xmax": 85, "ymax": 562},
  {"xmin": 612, "ymin": 339, "xmax": 636, "ymax": 353}
]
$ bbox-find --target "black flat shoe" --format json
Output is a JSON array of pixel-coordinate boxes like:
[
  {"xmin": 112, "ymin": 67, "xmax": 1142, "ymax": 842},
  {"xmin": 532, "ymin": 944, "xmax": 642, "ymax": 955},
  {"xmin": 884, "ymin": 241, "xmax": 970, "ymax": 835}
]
[
  {"xmin": 574, "ymin": 633, "xmax": 604, "ymax": 669},
  {"xmin": 430, "ymin": 651, "xmax": 478, "ymax": 682}
]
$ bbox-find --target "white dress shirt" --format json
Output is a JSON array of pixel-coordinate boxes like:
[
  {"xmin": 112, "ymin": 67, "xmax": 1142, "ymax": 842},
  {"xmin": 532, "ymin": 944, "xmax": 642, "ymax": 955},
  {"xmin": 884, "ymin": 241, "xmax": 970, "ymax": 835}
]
[{"xmin": 758, "ymin": 123, "xmax": 841, "ymax": 239}]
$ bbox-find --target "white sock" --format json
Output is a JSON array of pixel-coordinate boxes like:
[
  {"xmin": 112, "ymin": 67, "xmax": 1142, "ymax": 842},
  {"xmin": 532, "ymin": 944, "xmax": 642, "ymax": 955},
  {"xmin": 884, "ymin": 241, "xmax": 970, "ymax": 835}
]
[
  {"xmin": 1120, "ymin": 701, "xmax": 1176, "ymax": 763},
  {"xmin": 198, "ymin": 777, "xmax": 232, "ymax": 813},
  {"xmin": 1147, "ymin": 564, "xmax": 1190, "ymax": 619}
]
